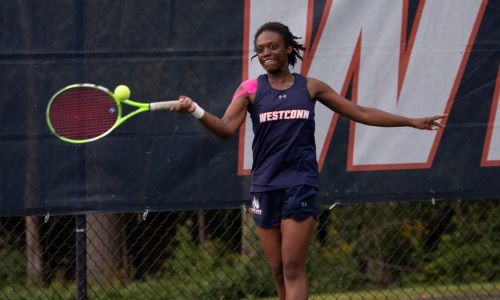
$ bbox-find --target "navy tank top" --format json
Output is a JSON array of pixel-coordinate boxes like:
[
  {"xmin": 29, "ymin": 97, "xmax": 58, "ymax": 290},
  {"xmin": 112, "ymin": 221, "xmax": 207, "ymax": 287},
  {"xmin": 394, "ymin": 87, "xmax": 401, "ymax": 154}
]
[{"xmin": 249, "ymin": 73, "xmax": 318, "ymax": 192}]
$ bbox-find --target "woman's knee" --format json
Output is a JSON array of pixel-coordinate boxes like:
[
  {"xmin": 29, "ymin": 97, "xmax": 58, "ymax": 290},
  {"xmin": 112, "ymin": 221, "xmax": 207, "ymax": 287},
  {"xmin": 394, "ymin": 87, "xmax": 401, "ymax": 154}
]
[
  {"xmin": 282, "ymin": 260, "xmax": 305, "ymax": 281},
  {"xmin": 270, "ymin": 264, "xmax": 285, "ymax": 284}
]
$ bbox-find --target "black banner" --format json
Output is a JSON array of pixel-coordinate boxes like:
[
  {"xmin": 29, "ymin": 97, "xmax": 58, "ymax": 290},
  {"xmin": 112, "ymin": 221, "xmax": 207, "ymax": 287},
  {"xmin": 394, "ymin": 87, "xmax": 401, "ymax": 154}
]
[{"xmin": 0, "ymin": 0, "xmax": 498, "ymax": 216}]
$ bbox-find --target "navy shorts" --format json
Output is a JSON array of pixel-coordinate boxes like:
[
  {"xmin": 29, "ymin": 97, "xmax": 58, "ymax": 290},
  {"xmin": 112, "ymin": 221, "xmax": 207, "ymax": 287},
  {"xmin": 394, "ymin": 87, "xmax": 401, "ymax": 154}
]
[{"xmin": 250, "ymin": 184, "xmax": 318, "ymax": 228}]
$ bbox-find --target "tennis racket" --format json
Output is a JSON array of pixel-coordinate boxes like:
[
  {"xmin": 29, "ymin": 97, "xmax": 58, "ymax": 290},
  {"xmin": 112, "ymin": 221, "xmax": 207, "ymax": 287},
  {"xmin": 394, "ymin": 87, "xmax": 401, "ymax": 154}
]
[{"xmin": 46, "ymin": 83, "xmax": 179, "ymax": 143}]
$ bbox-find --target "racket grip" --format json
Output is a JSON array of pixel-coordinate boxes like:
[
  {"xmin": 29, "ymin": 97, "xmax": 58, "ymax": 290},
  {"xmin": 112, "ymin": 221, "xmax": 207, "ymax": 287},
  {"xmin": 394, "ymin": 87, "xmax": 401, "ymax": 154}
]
[{"xmin": 149, "ymin": 100, "xmax": 180, "ymax": 111}]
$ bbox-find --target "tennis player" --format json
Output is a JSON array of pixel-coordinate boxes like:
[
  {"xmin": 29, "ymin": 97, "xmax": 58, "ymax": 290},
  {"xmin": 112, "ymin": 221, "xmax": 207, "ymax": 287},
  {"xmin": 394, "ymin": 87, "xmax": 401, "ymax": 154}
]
[{"xmin": 173, "ymin": 22, "xmax": 446, "ymax": 300}]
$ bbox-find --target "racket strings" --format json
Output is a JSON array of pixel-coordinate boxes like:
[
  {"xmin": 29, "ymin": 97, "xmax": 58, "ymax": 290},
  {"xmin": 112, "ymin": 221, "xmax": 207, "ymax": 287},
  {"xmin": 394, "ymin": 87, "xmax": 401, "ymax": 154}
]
[{"xmin": 49, "ymin": 88, "xmax": 118, "ymax": 141}]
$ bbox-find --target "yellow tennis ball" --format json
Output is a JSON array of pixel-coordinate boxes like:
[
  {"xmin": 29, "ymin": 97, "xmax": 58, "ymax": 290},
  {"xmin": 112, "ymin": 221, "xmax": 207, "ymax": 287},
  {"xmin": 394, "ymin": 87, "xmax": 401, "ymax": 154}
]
[{"xmin": 114, "ymin": 85, "xmax": 130, "ymax": 100}]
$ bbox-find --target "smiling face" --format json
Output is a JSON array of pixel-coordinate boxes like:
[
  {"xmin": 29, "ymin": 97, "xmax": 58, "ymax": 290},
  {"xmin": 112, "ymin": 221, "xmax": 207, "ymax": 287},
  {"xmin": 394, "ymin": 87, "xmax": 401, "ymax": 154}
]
[{"xmin": 254, "ymin": 30, "xmax": 292, "ymax": 74}]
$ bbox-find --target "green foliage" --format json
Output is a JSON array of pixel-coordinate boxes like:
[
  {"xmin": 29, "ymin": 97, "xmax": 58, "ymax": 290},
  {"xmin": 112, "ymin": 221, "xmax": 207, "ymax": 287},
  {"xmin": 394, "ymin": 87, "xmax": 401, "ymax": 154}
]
[
  {"xmin": 0, "ymin": 239, "xmax": 26, "ymax": 287},
  {"xmin": 307, "ymin": 241, "xmax": 365, "ymax": 292},
  {"xmin": 404, "ymin": 200, "xmax": 500, "ymax": 284},
  {"xmin": 324, "ymin": 199, "xmax": 500, "ymax": 288},
  {"xmin": 159, "ymin": 221, "xmax": 276, "ymax": 299},
  {"xmin": 0, "ymin": 283, "xmax": 74, "ymax": 300}
]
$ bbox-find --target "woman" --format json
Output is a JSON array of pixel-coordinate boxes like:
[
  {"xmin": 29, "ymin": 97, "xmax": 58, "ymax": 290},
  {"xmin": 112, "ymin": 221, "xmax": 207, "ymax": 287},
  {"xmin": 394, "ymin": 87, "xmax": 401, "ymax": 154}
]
[{"xmin": 173, "ymin": 22, "xmax": 445, "ymax": 300}]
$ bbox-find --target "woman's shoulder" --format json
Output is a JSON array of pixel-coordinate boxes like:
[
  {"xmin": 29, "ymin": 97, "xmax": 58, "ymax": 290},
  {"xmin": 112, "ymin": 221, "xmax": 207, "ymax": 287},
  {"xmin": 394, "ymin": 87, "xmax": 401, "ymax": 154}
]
[
  {"xmin": 303, "ymin": 75, "xmax": 320, "ymax": 83},
  {"xmin": 293, "ymin": 73, "xmax": 320, "ymax": 85},
  {"xmin": 232, "ymin": 78, "xmax": 259, "ymax": 102},
  {"xmin": 304, "ymin": 76, "xmax": 331, "ymax": 99},
  {"xmin": 241, "ymin": 78, "xmax": 258, "ymax": 93},
  {"xmin": 305, "ymin": 76, "xmax": 328, "ymax": 89}
]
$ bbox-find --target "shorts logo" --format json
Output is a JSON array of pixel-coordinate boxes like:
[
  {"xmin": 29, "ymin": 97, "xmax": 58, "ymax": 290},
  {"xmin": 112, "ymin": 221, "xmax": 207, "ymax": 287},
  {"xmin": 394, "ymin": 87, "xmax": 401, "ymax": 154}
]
[{"xmin": 251, "ymin": 196, "xmax": 262, "ymax": 215}]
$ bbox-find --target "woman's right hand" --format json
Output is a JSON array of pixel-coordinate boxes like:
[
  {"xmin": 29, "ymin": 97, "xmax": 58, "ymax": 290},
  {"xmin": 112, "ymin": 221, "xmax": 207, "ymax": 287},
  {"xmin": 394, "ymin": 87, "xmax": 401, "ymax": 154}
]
[{"xmin": 172, "ymin": 96, "xmax": 197, "ymax": 115}]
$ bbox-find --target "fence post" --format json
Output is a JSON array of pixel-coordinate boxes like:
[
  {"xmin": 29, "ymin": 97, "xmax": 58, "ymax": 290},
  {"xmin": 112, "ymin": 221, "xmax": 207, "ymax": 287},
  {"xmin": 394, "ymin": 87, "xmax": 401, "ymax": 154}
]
[{"xmin": 76, "ymin": 214, "xmax": 87, "ymax": 300}]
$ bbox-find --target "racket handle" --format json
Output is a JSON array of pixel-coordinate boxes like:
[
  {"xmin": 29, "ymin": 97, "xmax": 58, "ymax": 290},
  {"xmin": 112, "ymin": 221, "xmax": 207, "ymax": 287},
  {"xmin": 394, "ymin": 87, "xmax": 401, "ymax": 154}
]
[{"xmin": 149, "ymin": 100, "xmax": 180, "ymax": 111}]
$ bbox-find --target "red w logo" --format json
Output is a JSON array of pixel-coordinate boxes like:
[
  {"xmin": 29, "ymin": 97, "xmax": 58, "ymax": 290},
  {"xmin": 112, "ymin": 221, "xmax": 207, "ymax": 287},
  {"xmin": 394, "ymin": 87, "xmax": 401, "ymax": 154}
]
[{"xmin": 239, "ymin": 0, "xmax": 494, "ymax": 175}]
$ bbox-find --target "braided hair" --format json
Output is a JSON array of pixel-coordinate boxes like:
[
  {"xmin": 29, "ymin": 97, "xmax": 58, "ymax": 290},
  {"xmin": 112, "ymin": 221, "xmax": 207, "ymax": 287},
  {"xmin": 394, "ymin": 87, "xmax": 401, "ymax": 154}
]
[{"xmin": 252, "ymin": 22, "xmax": 306, "ymax": 67}]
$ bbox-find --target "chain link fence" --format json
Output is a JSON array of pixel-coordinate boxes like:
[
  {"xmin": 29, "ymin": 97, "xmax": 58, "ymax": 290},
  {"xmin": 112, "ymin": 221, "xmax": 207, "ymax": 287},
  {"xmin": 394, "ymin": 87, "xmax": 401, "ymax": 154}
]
[{"xmin": 0, "ymin": 199, "xmax": 498, "ymax": 299}]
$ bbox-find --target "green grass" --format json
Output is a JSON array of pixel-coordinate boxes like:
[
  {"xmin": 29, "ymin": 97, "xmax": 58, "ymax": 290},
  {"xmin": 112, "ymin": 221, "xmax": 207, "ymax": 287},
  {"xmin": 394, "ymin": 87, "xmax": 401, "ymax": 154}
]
[
  {"xmin": 254, "ymin": 282, "xmax": 500, "ymax": 300},
  {"xmin": 1, "ymin": 280, "xmax": 498, "ymax": 300}
]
